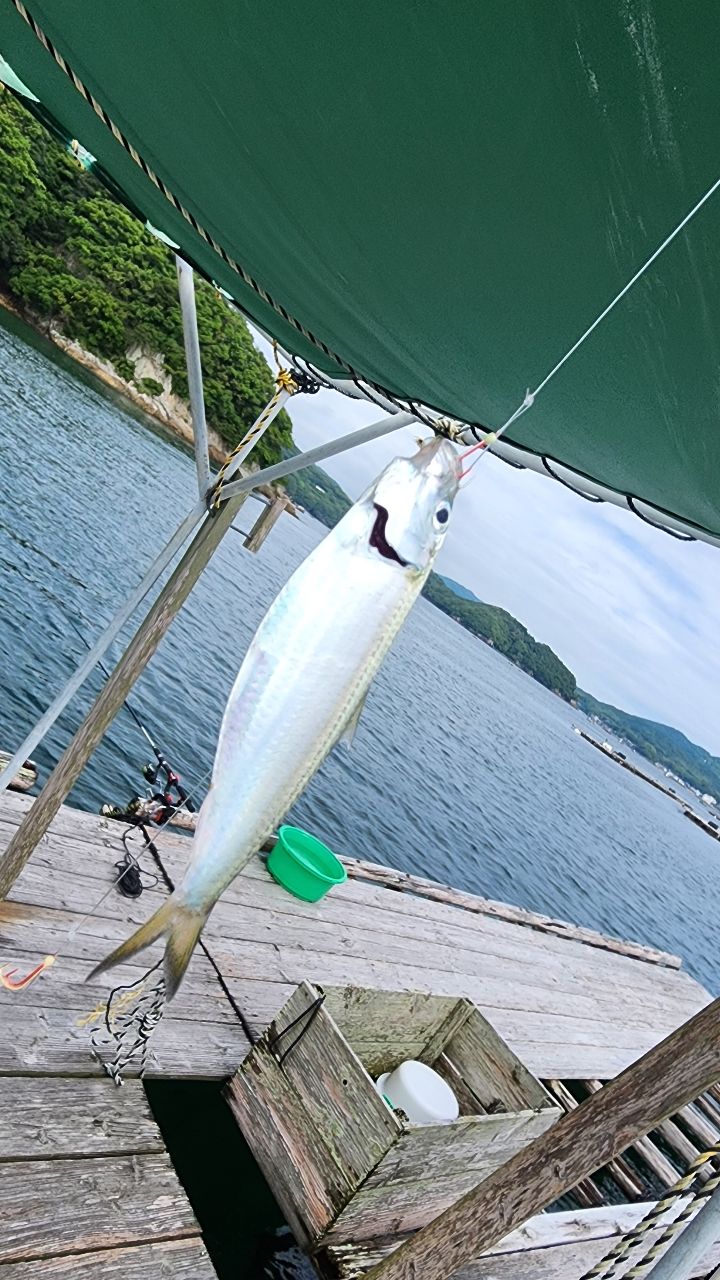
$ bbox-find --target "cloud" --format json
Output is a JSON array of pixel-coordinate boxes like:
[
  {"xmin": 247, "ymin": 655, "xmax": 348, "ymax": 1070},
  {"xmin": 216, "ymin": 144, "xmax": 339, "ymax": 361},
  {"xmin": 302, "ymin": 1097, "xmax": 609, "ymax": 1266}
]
[{"xmin": 254, "ymin": 331, "xmax": 720, "ymax": 753}]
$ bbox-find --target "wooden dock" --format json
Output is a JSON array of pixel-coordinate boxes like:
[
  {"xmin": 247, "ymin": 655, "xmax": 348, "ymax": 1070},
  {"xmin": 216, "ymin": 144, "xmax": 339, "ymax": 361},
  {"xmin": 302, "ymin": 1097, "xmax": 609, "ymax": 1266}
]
[
  {"xmin": 0, "ymin": 1076, "xmax": 215, "ymax": 1276},
  {"xmin": 1, "ymin": 788, "xmax": 719, "ymax": 1277}
]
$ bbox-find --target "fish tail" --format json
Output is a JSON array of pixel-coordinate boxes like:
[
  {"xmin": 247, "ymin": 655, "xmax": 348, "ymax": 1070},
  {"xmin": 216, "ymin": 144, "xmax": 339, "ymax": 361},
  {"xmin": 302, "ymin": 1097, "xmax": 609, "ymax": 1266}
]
[{"xmin": 86, "ymin": 897, "xmax": 208, "ymax": 1000}]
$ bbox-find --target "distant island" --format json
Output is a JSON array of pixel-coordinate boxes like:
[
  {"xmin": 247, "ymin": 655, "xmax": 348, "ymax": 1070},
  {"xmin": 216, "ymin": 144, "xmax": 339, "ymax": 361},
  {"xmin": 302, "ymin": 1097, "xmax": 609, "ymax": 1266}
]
[{"xmin": 576, "ymin": 692, "xmax": 720, "ymax": 800}]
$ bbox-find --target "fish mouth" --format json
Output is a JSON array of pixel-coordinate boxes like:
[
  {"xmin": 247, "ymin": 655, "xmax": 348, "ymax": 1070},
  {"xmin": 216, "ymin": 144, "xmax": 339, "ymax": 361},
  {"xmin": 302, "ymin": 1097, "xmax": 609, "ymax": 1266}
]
[{"xmin": 370, "ymin": 504, "xmax": 409, "ymax": 567}]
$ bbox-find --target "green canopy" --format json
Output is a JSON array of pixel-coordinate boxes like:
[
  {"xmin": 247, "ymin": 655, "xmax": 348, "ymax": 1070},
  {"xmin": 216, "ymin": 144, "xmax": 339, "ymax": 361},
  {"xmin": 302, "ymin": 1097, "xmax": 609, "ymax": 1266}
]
[{"xmin": 2, "ymin": 1, "xmax": 720, "ymax": 538}]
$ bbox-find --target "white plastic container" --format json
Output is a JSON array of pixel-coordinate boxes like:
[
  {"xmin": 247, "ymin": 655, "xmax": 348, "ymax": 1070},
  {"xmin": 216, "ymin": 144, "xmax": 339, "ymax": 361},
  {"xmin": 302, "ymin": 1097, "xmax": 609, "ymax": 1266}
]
[{"xmin": 376, "ymin": 1059, "xmax": 459, "ymax": 1125}]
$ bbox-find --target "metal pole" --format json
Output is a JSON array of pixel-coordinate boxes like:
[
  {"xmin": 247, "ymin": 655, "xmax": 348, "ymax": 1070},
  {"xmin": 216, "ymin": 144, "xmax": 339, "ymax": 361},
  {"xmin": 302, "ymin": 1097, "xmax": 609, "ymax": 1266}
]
[
  {"xmin": 0, "ymin": 501, "xmax": 204, "ymax": 797},
  {"xmin": 0, "ymin": 493, "xmax": 247, "ymax": 897},
  {"xmin": 176, "ymin": 256, "xmax": 212, "ymax": 499},
  {"xmin": 646, "ymin": 1184, "xmax": 720, "ymax": 1280},
  {"xmin": 218, "ymin": 410, "xmax": 419, "ymax": 503}
]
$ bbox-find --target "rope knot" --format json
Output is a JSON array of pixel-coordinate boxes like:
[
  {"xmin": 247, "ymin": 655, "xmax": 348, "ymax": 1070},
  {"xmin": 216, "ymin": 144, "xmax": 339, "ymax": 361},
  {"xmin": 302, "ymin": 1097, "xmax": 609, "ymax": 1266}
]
[{"xmin": 275, "ymin": 368, "xmax": 299, "ymax": 395}]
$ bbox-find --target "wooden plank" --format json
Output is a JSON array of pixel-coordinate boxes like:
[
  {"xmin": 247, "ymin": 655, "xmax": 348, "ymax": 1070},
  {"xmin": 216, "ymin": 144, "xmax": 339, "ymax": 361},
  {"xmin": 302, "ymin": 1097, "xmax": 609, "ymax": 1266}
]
[
  {"xmin": 208, "ymin": 970, "xmax": 685, "ymax": 1082},
  {"xmin": 446, "ymin": 1008, "xmax": 554, "ymax": 1113},
  {"xmin": 152, "ymin": 824, "xmax": 694, "ymax": 1010},
  {"xmin": 0, "ymin": 795, "xmax": 671, "ymax": 977},
  {"xmin": 323, "ymin": 1202, "xmax": 718, "ymax": 1278},
  {"xmin": 654, "ymin": 1118, "xmax": 712, "ymax": 1184},
  {"xmin": 0, "ymin": 793, "xmax": 710, "ymax": 1083},
  {"xmin": 551, "ymin": 1080, "xmax": 643, "ymax": 1199},
  {"xmin": 583, "ymin": 1081, "xmax": 680, "ymax": 1190},
  {"xmin": 206, "ymin": 939, "xmax": 689, "ymax": 1048},
  {"xmin": 0, "ymin": 1153, "xmax": 200, "ymax": 1262},
  {"xmin": 326, "ymin": 1112, "xmax": 561, "ymax": 1239},
  {"xmin": 680, "ymin": 1101, "xmax": 720, "ymax": 1150},
  {"xmin": 0, "ymin": 754, "xmax": 36, "ymax": 795},
  {"xmin": 0, "ymin": 1238, "xmax": 216, "ymax": 1278},
  {"xmin": 341, "ymin": 857, "xmax": 682, "ymax": 969},
  {"xmin": 243, "ymin": 494, "xmax": 288, "ymax": 553},
  {"xmin": 694, "ymin": 1094, "xmax": 720, "ymax": 1132},
  {"xmin": 263, "ymin": 982, "xmax": 400, "ymax": 1185},
  {"xmin": 365, "ymin": 994, "xmax": 720, "ymax": 1280},
  {"xmin": 434, "ymin": 1052, "xmax": 491, "ymax": 1117},
  {"xmin": 327, "ymin": 1168, "xmax": 524, "ymax": 1244},
  {"xmin": 0, "ymin": 890, "xmax": 250, "ymax": 1080},
  {"xmin": 329, "ymin": 1232, "xmax": 720, "ymax": 1280},
  {"xmin": 323, "ymin": 1202, "xmax": 647, "ymax": 1273},
  {"xmin": 149, "ymin": 825, "xmax": 705, "ymax": 1034},
  {"xmin": 420, "ymin": 997, "xmax": 475, "ymax": 1067},
  {"xmin": 545, "ymin": 1083, "xmax": 604, "ymax": 1207},
  {"xmin": 0, "ymin": 1078, "xmax": 163, "ymax": 1159},
  {"xmin": 321, "ymin": 987, "xmax": 468, "ymax": 1075},
  {"xmin": 181, "ymin": 841, "xmax": 690, "ymax": 992},
  {"xmin": 13, "ymin": 807, "xmax": 692, "ymax": 1033},
  {"xmin": 227, "ymin": 1042, "xmax": 357, "ymax": 1245},
  {"xmin": 0, "ymin": 1005, "xmax": 248, "ymax": 1079},
  {"xmin": 365, "ymin": 1111, "xmax": 560, "ymax": 1188}
]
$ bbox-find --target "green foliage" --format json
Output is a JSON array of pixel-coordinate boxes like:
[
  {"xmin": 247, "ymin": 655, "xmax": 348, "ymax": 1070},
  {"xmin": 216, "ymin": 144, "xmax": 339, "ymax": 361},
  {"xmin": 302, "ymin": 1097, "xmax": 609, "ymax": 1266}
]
[
  {"xmin": 136, "ymin": 376, "xmax": 164, "ymax": 397},
  {"xmin": 0, "ymin": 91, "xmax": 292, "ymax": 465},
  {"xmin": 281, "ymin": 452, "xmax": 353, "ymax": 526},
  {"xmin": 424, "ymin": 573, "xmax": 577, "ymax": 702},
  {"xmin": 0, "ymin": 88, "xmax": 47, "ymax": 263},
  {"xmin": 576, "ymin": 691, "xmax": 720, "ymax": 796}
]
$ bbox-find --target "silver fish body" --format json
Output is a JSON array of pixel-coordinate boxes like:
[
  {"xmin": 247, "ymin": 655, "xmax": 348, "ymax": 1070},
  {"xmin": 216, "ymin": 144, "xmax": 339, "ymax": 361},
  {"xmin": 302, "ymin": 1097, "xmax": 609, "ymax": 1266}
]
[{"xmin": 88, "ymin": 436, "xmax": 460, "ymax": 996}]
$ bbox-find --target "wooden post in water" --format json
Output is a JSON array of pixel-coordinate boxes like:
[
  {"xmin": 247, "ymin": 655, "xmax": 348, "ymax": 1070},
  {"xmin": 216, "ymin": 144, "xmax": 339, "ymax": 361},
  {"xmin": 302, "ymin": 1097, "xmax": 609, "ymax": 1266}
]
[
  {"xmin": 0, "ymin": 494, "xmax": 246, "ymax": 897},
  {"xmin": 243, "ymin": 495, "xmax": 288, "ymax": 554},
  {"xmin": 367, "ymin": 995, "xmax": 720, "ymax": 1280}
]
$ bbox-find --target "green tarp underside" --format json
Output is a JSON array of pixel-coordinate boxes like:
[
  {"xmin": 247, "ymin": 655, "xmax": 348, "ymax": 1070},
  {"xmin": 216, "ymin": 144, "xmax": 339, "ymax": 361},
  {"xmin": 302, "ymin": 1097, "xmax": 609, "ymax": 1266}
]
[{"xmin": 2, "ymin": 2, "xmax": 720, "ymax": 538}]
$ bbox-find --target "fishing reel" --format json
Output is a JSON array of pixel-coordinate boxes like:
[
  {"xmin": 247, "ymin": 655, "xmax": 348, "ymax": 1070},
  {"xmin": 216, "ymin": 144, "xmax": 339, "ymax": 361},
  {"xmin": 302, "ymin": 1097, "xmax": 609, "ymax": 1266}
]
[{"xmin": 142, "ymin": 761, "xmax": 161, "ymax": 786}]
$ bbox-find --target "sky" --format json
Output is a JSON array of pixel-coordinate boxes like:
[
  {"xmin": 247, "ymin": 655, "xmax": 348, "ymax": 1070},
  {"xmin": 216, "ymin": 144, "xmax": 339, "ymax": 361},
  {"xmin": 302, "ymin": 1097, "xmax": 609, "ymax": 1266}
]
[{"xmin": 253, "ymin": 336, "xmax": 720, "ymax": 755}]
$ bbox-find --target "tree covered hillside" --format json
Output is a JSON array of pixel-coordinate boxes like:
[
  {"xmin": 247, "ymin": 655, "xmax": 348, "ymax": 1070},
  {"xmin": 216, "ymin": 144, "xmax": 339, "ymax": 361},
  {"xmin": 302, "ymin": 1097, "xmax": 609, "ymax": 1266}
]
[
  {"xmin": 577, "ymin": 691, "xmax": 720, "ymax": 796},
  {"xmin": 0, "ymin": 88, "xmax": 292, "ymax": 466},
  {"xmin": 424, "ymin": 574, "xmax": 577, "ymax": 701}
]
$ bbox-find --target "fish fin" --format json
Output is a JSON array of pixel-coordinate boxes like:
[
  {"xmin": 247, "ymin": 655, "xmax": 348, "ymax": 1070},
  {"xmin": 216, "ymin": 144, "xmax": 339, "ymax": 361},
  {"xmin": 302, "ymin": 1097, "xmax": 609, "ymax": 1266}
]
[
  {"xmin": 163, "ymin": 903, "xmax": 208, "ymax": 999},
  {"xmin": 86, "ymin": 897, "xmax": 208, "ymax": 1001},
  {"xmin": 340, "ymin": 694, "xmax": 368, "ymax": 748}
]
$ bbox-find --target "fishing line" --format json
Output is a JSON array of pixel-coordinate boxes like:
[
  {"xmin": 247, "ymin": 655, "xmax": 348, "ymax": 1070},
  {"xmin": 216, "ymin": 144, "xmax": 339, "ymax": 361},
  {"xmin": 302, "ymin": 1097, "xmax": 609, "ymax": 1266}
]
[
  {"xmin": 67, "ymin": 616, "xmax": 196, "ymax": 811},
  {"xmin": 459, "ymin": 168, "xmax": 720, "ymax": 473}
]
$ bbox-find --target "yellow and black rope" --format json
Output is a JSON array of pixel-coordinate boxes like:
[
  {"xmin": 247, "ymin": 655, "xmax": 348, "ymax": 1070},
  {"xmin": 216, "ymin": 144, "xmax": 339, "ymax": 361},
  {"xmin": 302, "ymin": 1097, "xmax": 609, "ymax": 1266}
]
[
  {"xmin": 579, "ymin": 1145, "xmax": 720, "ymax": 1280},
  {"xmin": 208, "ymin": 369, "xmax": 298, "ymax": 513}
]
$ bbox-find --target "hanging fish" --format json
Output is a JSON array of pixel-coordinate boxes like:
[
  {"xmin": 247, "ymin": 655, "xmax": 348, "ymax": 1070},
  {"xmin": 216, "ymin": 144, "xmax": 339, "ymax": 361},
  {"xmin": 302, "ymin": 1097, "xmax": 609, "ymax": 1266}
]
[{"xmin": 88, "ymin": 437, "xmax": 460, "ymax": 998}]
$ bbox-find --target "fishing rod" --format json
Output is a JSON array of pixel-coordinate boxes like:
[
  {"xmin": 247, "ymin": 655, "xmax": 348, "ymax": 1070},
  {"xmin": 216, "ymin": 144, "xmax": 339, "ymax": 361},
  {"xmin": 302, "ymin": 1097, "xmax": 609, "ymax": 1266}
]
[{"xmin": 66, "ymin": 616, "xmax": 195, "ymax": 813}]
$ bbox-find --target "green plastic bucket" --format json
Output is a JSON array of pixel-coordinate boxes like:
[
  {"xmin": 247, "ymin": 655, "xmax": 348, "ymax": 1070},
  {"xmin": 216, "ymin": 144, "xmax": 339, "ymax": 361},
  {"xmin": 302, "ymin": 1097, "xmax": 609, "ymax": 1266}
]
[{"xmin": 267, "ymin": 825, "xmax": 348, "ymax": 902}]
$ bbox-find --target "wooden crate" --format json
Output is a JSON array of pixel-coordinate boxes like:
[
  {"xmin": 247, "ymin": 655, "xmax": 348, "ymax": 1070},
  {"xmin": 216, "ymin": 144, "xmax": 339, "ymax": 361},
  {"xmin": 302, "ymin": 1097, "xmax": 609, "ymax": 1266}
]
[{"xmin": 227, "ymin": 982, "xmax": 560, "ymax": 1252}]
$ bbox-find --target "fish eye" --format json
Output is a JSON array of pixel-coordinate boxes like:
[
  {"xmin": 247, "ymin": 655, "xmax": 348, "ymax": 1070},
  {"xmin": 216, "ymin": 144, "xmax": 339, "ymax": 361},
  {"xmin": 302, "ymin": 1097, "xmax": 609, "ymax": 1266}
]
[{"xmin": 434, "ymin": 504, "xmax": 450, "ymax": 528}]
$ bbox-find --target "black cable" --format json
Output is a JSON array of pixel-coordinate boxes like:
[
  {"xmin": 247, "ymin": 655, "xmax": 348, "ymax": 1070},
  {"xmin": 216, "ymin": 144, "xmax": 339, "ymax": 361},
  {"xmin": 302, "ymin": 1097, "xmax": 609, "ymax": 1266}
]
[{"xmin": 267, "ymin": 994, "xmax": 326, "ymax": 1066}]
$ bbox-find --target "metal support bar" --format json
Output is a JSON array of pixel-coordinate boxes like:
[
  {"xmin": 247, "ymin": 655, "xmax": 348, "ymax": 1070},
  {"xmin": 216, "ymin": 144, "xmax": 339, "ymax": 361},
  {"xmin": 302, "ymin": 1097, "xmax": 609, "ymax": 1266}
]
[
  {"xmin": 0, "ymin": 494, "xmax": 246, "ymax": 897},
  {"xmin": 0, "ymin": 502, "xmax": 205, "ymax": 798},
  {"xmin": 647, "ymin": 1183, "xmax": 720, "ymax": 1280},
  {"xmin": 218, "ymin": 410, "xmax": 419, "ymax": 503},
  {"xmin": 176, "ymin": 256, "xmax": 212, "ymax": 499}
]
